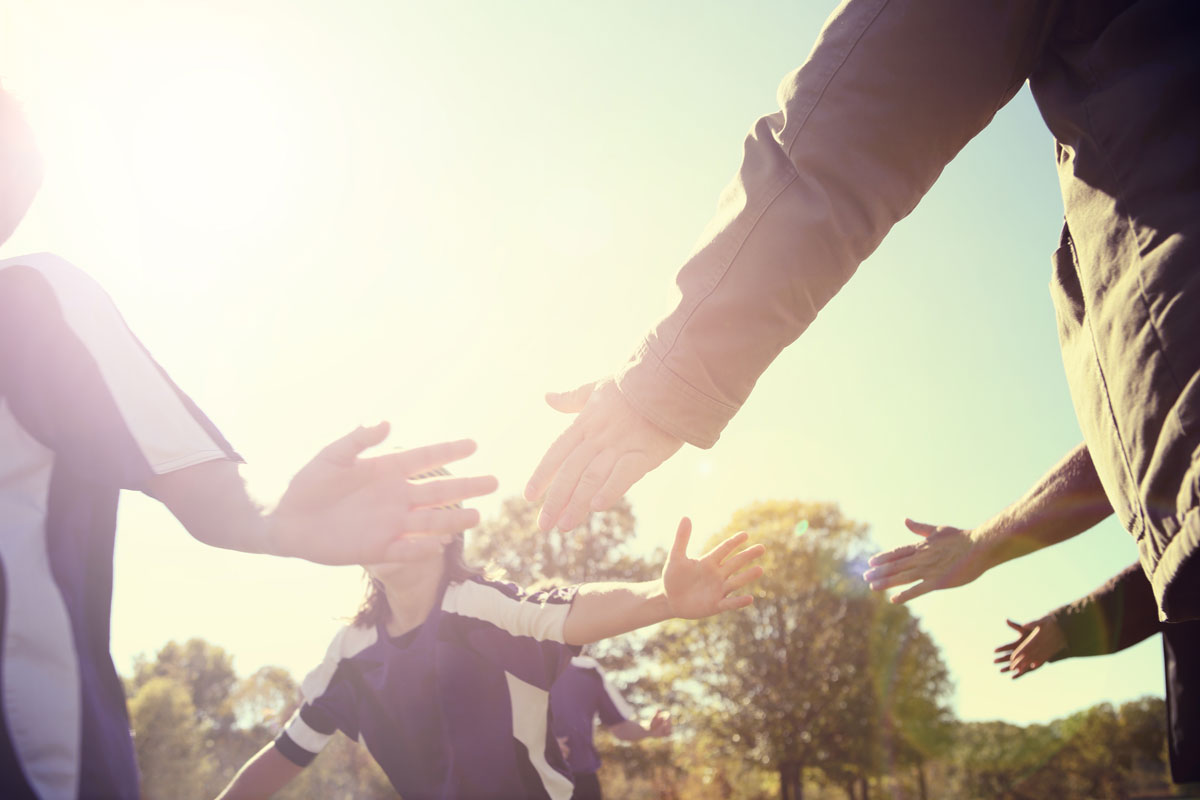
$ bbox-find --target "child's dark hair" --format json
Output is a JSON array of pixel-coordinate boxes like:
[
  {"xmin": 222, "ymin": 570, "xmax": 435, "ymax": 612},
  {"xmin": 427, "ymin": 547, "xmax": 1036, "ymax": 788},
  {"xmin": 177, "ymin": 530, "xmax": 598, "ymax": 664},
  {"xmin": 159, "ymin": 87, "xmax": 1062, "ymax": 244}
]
[{"xmin": 351, "ymin": 533, "xmax": 483, "ymax": 628}]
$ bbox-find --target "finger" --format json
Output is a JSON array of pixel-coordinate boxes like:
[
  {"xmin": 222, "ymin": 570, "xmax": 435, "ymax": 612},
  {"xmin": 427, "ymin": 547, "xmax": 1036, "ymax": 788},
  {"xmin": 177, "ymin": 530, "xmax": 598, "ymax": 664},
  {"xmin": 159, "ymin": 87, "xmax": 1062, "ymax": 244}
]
[
  {"xmin": 888, "ymin": 581, "xmax": 935, "ymax": 605},
  {"xmin": 717, "ymin": 594, "xmax": 754, "ymax": 612},
  {"xmin": 993, "ymin": 640, "xmax": 1019, "ymax": 654},
  {"xmin": 320, "ymin": 422, "xmax": 391, "ymax": 466},
  {"xmin": 868, "ymin": 566, "xmax": 926, "ymax": 591},
  {"xmin": 397, "ymin": 507, "xmax": 482, "ymax": 534},
  {"xmin": 556, "ymin": 450, "xmax": 619, "ymax": 532},
  {"xmin": 718, "ymin": 544, "xmax": 766, "ymax": 577},
  {"xmin": 904, "ymin": 518, "xmax": 937, "ymax": 537},
  {"xmin": 538, "ymin": 444, "xmax": 601, "ymax": 532},
  {"xmin": 722, "ymin": 564, "xmax": 764, "ymax": 595},
  {"xmin": 863, "ymin": 556, "xmax": 929, "ymax": 582},
  {"xmin": 1005, "ymin": 618, "xmax": 1028, "ymax": 634},
  {"xmin": 524, "ymin": 420, "xmax": 586, "ymax": 505},
  {"xmin": 702, "ymin": 530, "xmax": 750, "ymax": 565},
  {"xmin": 545, "ymin": 381, "xmax": 597, "ymax": 414},
  {"xmin": 994, "ymin": 654, "xmax": 1012, "ymax": 664},
  {"xmin": 589, "ymin": 453, "xmax": 652, "ymax": 513},
  {"xmin": 669, "ymin": 517, "xmax": 693, "ymax": 561},
  {"xmin": 406, "ymin": 475, "xmax": 499, "ymax": 509},
  {"xmin": 867, "ymin": 542, "xmax": 923, "ymax": 567},
  {"xmin": 375, "ymin": 439, "xmax": 479, "ymax": 476}
]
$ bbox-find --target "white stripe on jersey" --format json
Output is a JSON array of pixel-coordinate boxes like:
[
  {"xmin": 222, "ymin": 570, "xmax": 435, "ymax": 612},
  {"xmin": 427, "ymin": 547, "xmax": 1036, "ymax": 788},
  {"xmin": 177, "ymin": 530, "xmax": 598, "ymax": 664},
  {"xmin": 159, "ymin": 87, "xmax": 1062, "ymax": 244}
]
[
  {"xmin": 282, "ymin": 708, "xmax": 334, "ymax": 755},
  {"xmin": 299, "ymin": 624, "xmax": 378, "ymax": 703},
  {"xmin": 11, "ymin": 254, "xmax": 227, "ymax": 474},
  {"xmin": 442, "ymin": 581, "xmax": 571, "ymax": 643},
  {"xmin": 505, "ymin": 672, "xmax": 573, "ymax": 800},
  {"xmin": 0, "ymin": 403, "xmax": 80, "ymax": 800}
]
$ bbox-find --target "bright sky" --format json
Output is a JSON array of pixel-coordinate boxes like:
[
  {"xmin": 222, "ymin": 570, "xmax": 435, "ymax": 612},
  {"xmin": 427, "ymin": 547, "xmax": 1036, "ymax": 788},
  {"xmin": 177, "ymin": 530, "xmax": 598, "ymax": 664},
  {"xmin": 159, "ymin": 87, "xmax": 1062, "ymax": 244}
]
[{"xmin": 2, "ymin": 0, "xmax": 1162, "ymax": 727}]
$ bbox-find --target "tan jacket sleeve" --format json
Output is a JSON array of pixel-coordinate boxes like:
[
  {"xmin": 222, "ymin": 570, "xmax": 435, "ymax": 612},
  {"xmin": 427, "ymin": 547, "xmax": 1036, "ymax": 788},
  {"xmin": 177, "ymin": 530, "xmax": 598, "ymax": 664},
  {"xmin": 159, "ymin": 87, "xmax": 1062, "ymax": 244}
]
[{"xmin": 615, "ymin": 0, "xmax": 1061, "ymax": 446}]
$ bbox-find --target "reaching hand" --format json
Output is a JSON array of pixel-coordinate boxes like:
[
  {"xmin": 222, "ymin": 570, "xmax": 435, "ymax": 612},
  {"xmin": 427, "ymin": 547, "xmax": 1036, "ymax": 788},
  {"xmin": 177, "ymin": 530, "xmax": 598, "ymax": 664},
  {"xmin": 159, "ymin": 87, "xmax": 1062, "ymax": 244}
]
[
  {"xmin": 647, "ymin": 709, "xmax": 673, "ymax": 738},
  {"xmin": 524, "ymin": 378, "xmax": 683, "ymax": 532},
  {"xmin": 268, "ymin": 422, "xmax": 498, "ymax": 565},
  {"xmin": 862, "ymin": 519, "xmax": 988, "ymax": 604},
  {"xmin": 994, "ymin": 617, "xmax": 1066, "ymax": 679},
  {"xmin": 662, "ymin": 518, "xmax": 765, "ymax": 620}
]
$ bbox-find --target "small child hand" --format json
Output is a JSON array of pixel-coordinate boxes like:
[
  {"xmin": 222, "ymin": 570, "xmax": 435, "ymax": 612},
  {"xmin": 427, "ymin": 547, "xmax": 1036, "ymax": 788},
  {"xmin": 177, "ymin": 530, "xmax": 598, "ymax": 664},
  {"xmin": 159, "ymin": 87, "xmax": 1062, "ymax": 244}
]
[{"xmin": 662, "ymin": 518, "xmax": 765, "ymax": 620}]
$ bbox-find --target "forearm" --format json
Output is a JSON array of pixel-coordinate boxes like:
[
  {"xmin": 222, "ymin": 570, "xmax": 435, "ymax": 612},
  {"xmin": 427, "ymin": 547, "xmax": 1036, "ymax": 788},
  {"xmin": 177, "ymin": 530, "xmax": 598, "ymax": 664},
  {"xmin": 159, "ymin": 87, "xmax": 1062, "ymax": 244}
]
[
  {"xmin": 970, "ymin": 443, "xmax": 1113, "ymax": 571},
  {"xmin": 1049, "ymin": 563, "xmax": 1162, "ymax": 660},
  {"xmin": 608, "ymin": 719, "xmax": 653, "ymax": 742},
  {"xmin": 562, "ymin": 580, "xmax": 672, "ymax": 646},
  {"xmin": 215, "ymin": 743, "xmax": 303, "ymax": 800},
  {"xmin": 145, "ymin": 460, "xmax": 281, "ymax": 556},
  {"xmin": 617, "ymin": 0, "xmax": 1058, "ymax": 447}
]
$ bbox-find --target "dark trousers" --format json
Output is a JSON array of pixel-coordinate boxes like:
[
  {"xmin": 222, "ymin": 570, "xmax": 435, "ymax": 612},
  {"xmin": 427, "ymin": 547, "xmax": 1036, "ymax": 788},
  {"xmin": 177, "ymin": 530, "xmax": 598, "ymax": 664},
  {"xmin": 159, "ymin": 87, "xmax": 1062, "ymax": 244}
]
[{"xmin": 570, "ymin": 771, "xmax": 602, "ymax": 800}]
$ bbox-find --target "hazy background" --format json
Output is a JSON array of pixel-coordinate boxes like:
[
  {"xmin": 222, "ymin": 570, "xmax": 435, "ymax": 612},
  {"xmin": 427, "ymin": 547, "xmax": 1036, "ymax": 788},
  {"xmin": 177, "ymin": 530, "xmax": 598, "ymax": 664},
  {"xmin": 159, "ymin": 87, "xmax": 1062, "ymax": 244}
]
[{"xmin": 0, "ymin": 0, "xmax": 1159, "ymax": 725}]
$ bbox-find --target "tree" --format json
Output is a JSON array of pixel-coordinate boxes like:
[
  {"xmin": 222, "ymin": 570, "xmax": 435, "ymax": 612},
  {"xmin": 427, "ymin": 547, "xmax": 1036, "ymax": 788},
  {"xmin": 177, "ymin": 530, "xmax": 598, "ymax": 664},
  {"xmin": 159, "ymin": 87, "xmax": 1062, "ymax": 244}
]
[
  {"xmin": 127, "ymin": 675, "xmax": 218, "ymax": 800},
  {"xmin": 647, "ymin": 500, "xmax": 954, "ymax": 800},
  {"xmin": 468, "ymin": 495, "xmax": 661, "ymax": 585}
]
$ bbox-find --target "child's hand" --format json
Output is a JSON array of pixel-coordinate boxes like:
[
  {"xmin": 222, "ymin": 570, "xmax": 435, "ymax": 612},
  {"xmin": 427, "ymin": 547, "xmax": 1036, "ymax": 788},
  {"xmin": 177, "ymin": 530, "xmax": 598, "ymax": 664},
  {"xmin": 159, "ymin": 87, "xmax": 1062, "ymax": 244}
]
[
  {"xmin": 993, "ymin": 616, "xmax": 1066, "ymax": 678},
  {"xmin": 662, "ymin": 518, "xmax": 765, "ymax": 620},
  {"xmin": 647, "ymin": 709, "xmax": 673, "ymax": 738},
  {"xmin": 270, "ymin": 424, "xmax": 497, "ymax": 564}
]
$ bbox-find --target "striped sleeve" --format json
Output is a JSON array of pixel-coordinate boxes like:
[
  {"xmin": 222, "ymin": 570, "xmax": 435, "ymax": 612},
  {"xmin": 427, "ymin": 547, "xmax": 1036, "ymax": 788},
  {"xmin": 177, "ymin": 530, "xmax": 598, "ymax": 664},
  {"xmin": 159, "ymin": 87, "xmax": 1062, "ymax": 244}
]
[
  {"xmin": 442, "ymin": 578, "xmax": 581, "ymax": 689},
  {"xmin": 0, "ymin": 254, "xmax": 239, "ymax": 488},
  {"xmin": 273, "ymin": 625, "xmax": 377, "ymax": 767}
]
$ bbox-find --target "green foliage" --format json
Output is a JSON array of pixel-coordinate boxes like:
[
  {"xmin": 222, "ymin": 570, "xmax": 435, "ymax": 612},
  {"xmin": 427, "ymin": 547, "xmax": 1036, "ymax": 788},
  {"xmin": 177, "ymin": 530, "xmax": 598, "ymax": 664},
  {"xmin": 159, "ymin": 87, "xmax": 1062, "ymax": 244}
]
[
  {"xmin": 123, "ymin": 498, "xmax": 1175, "ymax": 800},
  {"xmin": 127, "ymin": 675, "xmax": 217, "ymax": 800}
]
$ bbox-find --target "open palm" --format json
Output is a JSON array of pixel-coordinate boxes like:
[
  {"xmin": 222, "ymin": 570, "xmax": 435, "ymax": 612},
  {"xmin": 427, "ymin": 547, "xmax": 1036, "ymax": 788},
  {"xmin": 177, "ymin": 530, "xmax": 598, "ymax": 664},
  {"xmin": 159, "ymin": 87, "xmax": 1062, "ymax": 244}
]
[{"xmin": 662, "ymin": 518, "xmax": 765, "ymax": 620}]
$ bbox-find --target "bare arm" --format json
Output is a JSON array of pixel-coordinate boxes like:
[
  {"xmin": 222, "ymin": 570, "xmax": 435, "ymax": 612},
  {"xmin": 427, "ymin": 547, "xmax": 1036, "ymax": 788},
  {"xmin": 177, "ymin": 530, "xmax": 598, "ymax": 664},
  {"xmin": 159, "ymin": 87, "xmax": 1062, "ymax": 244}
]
[
  {"xmin": 864, "ymin": 442, "xmax": 1113, "ymax": 603},
  {"xmin": 561, "ymin": 518, "xmax": 764, "ymax": 645},
  {"xmin": 607, "ymin": 709, "xmax": 672, "ymax": 742},
  {"xmin": 145, "ymin": 425, "xmax": 497, "ymax": 565},
  {"xmin": 215, "ymin": 743, "xmax": 304, "ymax": 800}
]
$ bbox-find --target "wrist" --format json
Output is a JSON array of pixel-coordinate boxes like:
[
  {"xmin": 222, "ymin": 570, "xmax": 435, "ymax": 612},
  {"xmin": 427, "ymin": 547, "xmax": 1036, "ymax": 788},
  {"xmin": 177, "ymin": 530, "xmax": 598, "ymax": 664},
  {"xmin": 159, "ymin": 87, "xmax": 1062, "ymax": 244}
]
[{"xmin": 646, "ymin": 579, "xmax": 674, "ymax": 622}]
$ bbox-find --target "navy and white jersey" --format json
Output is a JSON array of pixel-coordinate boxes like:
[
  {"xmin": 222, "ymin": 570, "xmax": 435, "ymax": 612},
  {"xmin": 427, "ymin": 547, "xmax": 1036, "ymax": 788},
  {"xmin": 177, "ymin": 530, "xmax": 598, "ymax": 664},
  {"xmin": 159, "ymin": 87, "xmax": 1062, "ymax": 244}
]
[
  {"xmin": 549, "ymin": 656, "xmax": 635, "ymax": 777},
  {"xmin": 0, "ymin": 254, "xmax": 239, "ymax": 799},
  {"xmin": 275, "ymin": 576, "xmax": 581, "ymax": 799}
]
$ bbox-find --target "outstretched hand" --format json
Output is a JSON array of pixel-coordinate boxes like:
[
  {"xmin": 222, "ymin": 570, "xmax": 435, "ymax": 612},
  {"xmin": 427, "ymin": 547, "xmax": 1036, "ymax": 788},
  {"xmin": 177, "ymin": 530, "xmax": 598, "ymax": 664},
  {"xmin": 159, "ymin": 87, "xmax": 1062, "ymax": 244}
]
[
  {"xmin": 862, "ymin": 519, "xmax": 987, "ymax": 604},
  {"xmin": 524, "ymin": 379, "xmax": 683, "ymax": 532},
  {"xmin": 993, "ymin": 617, "xmax": 1066, "ymax": 679},
  {"xmin": 269, "ymin": 422, "xmax": 498, "ymax": 565},
  {"xmin": 662, "ymin": 518, "xmax": 765, "ymax": 620}
]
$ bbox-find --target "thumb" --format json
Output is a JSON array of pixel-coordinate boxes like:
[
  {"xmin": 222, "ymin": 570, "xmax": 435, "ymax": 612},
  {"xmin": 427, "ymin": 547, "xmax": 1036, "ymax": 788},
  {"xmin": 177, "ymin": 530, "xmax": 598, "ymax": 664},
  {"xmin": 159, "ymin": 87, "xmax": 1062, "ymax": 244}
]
[
  {"xmin": 904, "ymin": 518, "xmax": 936, "ymax": 538},
  {"xmin": 321, "ymin": 422, "xmax": 390, "ymax": 465},
  {"xmin": 669, "ymin": 517, "xmax": 693, "ymax": 561},
  {"xmin": 545, "ymin": 381, "xmax": 597, "ymax": 413}
]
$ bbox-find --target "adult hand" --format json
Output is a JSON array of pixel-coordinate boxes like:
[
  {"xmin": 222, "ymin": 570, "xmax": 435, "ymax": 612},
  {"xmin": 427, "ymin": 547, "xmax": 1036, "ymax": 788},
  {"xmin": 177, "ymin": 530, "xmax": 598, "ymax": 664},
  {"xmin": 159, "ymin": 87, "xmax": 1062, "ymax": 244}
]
[
  {"xmin": 993, "ymin": 617, "xmax": 1066, "ymax": 679},
  {"xmin": 269, "ymin": 422, "xmax": 498, "ymax": 565},
  {"xmin": 524, "ymin": 379, "xmax": 683, "ymax": 532},
  {"xmin": 662, "ymin": 518, "xmax": 764, "ymax": 620},
  {"xmin": 862, "ymin": 519, "xmax": 988, "ymax": 604},
  {"xmin": 647, "ymin": 709, "xmax": 673, "ymax": 738}
]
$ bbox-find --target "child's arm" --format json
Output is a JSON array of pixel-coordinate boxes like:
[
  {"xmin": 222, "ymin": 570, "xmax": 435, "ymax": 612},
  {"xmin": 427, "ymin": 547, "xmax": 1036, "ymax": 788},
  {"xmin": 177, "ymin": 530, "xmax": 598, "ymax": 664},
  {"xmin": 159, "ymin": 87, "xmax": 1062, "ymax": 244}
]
[
  {"xmin": 0, "ymin": 257, "xmax": 496, "ymax": 567},
  {"xmin": 562, "ymin": 517, "xmax": 764, "ymax": 645},
  {"xmin": 608, "ymin": 709, "xmax": 673, "ymax": 741},
  {"xmin": 214, "ymin": 742, "xmax": 305, "ymax": 800},
  {"xmin": 145, "ymin": 430, "xmax": 497, "ymax": 565}
]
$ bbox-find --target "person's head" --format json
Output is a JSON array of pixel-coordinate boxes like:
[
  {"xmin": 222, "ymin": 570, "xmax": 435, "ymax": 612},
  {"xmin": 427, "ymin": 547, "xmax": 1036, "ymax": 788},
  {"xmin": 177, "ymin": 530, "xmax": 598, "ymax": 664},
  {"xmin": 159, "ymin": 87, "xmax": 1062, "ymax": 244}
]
[
  {"xmin": 352, "ymin": 531, "xmax": 483, "ymax": 628},
  {"xmin": 0, "ymin": 86, "xmax": 44, "ymax": 247}
]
